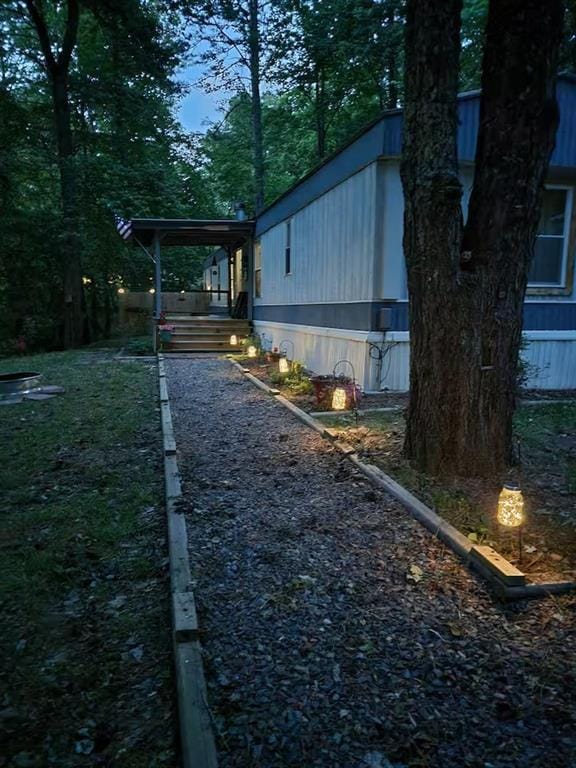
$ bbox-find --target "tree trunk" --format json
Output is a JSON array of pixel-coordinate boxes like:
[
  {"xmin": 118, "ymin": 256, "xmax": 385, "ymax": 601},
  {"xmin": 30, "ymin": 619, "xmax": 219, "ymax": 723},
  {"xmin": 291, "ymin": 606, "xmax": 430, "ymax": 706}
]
[
  {"xmin": 401, "ymin": 0, "xmax": 564, "ymax": 477},
  {"xmin": 52, "ymin": 69, "xmax": 84, "ymax": 347},
  {"xmin": 25, "ymin": 0, "xmax": 83, "ymax": 348},
  {"xmin": 248, "ymin": 0, "xmax": 265, "ymax": 212}
]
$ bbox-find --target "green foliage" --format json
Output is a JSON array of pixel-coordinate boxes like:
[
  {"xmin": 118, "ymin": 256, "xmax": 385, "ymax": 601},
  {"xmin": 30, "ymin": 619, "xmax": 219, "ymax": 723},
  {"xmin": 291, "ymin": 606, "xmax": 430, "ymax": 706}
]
[
  {"xmin": 270, "ymin": 359, "xmax": 313, "ymax": 393},
  {"xmin": 0, "ymin": 1, "xmax": 219, "ymax": 351},
  {"xmin": 125, "ymin": 337, "xmax": 154, "ymax": 356},
  {"xmin": 243, "ymin": 334, "xmax": 263, "ymax": 352}
]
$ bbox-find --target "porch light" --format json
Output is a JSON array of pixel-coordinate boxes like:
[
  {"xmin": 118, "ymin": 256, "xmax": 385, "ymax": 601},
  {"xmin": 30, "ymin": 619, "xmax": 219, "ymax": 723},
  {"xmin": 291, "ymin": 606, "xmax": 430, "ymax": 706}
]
[
  {"xmin": 332, "ymin": 387, "xmax": 347, "ymax": 411},
  {"xmin": 117, "ymin": 287, "xmax": 126, "ymax": 294},
  {"xmin": 497, "ymin": 484, "xmax": 525, "ymax": 528},
  {"xmin": 279, "ymin": 356, "xmax": 290, "ymax": 374},
  {"xmin": 230, "ymin": 334, "xmax": 238, "ymax": 346},
  {"xmin": 247, "ymin": 345, "xmax": 257, "ymax": 358}
]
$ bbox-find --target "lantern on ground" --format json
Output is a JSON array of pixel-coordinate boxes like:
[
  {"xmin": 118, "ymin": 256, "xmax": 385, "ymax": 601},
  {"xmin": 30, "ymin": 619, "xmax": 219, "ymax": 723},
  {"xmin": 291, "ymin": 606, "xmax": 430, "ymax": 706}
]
[
  {"xmin": 247, "ymin": 345, "xmax": 257, "ymax": 358},
  {"xmin": 497, "ymin": 483, "xmax": 525, "ymax": 563},
  {"xmin": 332, "ymin": 387, "xmax": 347, "ymax": 411},
  {"xmin": 331, "ymin": 359, "xmax": 358, "ymax": 414},
  {"xmin": 278, "ymin": 339, "xmax": 295, "ymax": 373},
  {"xmin": 497, "ymin": 484, "xmax": 525, "ymax": 528},
  {"xmin": 230, "ymin": 334, "xmax": 238, "ymax": 346}
]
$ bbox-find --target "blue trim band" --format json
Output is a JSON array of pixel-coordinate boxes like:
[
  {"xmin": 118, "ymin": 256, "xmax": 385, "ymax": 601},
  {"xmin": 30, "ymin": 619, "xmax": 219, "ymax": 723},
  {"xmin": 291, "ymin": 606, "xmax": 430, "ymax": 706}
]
[{"xmin": 253, "ymin": 301, "xmax": 576, "ymax": 333}]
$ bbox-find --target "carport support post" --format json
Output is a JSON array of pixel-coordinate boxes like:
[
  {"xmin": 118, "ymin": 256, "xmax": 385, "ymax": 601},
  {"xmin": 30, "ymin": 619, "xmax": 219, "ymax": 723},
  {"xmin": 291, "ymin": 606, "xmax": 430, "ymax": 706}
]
[
  {"xmin": 153, "ymin": 230, "xmax": 162, "ymax": 353},
  {"xmin": 154, "ymin": 230, "xmax": 162, "ymax": 318},
  {"xmin": 246, "ymin": 238, "xmax": 254, "ymax": 321}
]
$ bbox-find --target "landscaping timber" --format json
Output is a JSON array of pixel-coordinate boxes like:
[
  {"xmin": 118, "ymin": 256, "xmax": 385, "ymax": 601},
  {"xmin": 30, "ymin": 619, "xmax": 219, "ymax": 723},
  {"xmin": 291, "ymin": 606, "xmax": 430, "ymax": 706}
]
[{"xmin": 159, "ymin": 356, "xmax": 218, "ymax": 768}]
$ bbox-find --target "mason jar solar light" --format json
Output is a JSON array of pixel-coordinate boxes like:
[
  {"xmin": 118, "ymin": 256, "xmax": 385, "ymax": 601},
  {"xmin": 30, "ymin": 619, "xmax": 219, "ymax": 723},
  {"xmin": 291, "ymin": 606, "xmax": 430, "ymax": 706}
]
[
  {"xmin": 497, "ymin": 483, "xmax": 525, "ymax": 563},
  {"xmin": 332, "ymin": 360, "xmax": 358, "ymax": 418},
  {"xmin": 278, "ymin": 339, "xmax": 295, "ymax": 374},
  {"xmin": 332, "ymin": 386, "xmax": 347, "ymax": 411}
]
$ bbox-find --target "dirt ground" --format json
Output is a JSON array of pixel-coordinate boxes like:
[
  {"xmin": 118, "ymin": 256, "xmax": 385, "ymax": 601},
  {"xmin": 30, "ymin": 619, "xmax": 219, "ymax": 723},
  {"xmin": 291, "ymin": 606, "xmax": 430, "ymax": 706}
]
[{"xmin": 317, "ymin": 407, "xmax": 576, "ymax": 583}]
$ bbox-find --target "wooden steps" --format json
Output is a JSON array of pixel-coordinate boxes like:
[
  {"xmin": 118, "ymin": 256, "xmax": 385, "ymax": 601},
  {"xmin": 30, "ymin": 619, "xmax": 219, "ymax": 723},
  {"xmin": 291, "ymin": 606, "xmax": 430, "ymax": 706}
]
[{"xmin": 162, "ymin": 314, "xmax": 250, "ymax": 353}]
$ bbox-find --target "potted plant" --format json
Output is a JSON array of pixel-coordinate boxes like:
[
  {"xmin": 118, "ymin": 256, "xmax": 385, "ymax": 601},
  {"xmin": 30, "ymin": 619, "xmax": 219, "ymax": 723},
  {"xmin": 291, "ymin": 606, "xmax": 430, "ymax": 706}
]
[
  {"xmin": 157, "ymin": 314, "xmax": 175, "ymax": 347},
  {"xmin": 265, "ymin": 346, "xmax": 282, "ymax": 363}
]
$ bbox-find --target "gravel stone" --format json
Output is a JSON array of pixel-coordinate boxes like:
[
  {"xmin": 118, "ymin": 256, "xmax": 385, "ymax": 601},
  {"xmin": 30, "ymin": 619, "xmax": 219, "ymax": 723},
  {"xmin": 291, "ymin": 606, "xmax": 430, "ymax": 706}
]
[{"xmin": 167, "ymin": 357, "xmax": 576, "ymax": 768}]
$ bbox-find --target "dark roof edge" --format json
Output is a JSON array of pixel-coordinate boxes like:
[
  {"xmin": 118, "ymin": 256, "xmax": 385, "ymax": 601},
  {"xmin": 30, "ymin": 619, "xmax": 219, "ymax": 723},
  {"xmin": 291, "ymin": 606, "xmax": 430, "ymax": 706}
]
[{"xmin": 130, "ymin": 218, "xmax": 254, "ymax": 229}]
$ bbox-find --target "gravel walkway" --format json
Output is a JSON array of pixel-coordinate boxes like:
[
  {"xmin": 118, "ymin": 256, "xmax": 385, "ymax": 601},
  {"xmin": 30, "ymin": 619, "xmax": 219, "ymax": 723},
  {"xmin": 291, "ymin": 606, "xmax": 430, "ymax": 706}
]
[{"xmin": 167, "ymin": 358, "xmax": 575, "ymax": 768}]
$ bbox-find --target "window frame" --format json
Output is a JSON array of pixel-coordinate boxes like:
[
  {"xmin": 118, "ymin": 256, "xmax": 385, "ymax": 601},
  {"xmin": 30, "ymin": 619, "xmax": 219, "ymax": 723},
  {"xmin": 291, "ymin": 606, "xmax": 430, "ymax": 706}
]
[
  {"xmin": 528, "ymin": 184, "xmax": 573, "ymax": 291},
  {"xmin": 254, "ymin": 240, "xmax": 262, "ymax": 299},
  {"xmin": 285, "ymin": 220, "xmax": 292, "ymax": 275}
]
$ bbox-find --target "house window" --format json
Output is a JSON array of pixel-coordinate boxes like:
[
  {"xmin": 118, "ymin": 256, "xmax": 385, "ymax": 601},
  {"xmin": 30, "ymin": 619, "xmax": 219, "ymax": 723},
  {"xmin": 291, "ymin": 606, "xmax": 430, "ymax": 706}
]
[
  {"xmin": 254, "ymin": 240, "xmax": 262, "ymax": 298},
  {"xmin": 529, "ymin": 187, "xmax": 572, "ymax": 287},
  {"xmin": 285, "ymin": 220, "xmax": 292, "ymax": 275}
]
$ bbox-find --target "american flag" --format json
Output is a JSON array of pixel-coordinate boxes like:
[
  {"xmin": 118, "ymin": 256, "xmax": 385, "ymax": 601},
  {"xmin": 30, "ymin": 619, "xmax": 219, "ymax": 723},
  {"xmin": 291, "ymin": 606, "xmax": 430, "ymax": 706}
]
[{"xmin": 114, "ymin": 214, "xmax": 132, "ymax": 241}]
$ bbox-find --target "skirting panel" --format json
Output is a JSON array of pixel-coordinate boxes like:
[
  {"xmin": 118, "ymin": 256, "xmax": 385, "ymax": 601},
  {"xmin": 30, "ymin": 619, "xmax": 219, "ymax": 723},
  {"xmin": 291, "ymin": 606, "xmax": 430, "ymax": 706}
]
[
  {"xmin": 254, "ymin": 322, "xmax": 576, "ymax": 392},
  {"xmin": 522, "ymin": 337, "xmax": 576, "ymax": 389},
  {"xmin": 253, "ymin": 321, "xmax": 374, "ymax": 390}
]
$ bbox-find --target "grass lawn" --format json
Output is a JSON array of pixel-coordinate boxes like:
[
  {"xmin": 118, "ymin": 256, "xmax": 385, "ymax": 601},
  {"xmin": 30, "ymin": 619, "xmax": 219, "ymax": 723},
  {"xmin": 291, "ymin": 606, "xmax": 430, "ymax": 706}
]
[
  {"xmin": 1, "ymin": 349, "xmax": 176, "ymax": 767},
  {"xmin": 319, "ymin": 403, "xmax": 576, "ymax": 582}
]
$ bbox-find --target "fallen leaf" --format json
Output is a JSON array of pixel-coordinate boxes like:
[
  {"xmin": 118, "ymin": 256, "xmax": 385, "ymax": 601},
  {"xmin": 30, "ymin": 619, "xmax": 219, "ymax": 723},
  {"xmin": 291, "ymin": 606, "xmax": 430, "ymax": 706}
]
[{"xmin": 407, "ymin": 564, "xmax": 423, "ymax": 583}]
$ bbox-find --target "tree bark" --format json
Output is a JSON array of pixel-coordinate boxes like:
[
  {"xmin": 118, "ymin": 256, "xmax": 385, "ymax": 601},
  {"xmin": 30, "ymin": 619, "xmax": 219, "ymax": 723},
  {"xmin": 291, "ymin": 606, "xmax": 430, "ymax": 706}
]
[
  {"xmin": 401, "ymin": 0, "xmax": 564, "ymax": 477},
  {"xmin": 25, "ymin": 0, "xmax": 83, "ymax": 348},
  {"xmin": 248, "ymin": 0, "xmax": 265, "ymax": 212}
]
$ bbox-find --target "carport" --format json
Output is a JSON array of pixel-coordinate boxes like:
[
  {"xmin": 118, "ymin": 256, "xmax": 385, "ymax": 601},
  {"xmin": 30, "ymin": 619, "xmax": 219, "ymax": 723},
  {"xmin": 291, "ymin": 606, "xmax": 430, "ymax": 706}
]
[{"xmin": 116, "ymin": 216, "xmax": 255, "ymax": 319}]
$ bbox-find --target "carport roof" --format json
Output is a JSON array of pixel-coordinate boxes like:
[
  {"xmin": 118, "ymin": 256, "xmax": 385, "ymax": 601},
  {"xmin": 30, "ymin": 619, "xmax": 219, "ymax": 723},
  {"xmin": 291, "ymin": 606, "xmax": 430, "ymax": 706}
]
[{"xmin": 128, "ymin": 218, "xmax": 254, "ymax": 248}]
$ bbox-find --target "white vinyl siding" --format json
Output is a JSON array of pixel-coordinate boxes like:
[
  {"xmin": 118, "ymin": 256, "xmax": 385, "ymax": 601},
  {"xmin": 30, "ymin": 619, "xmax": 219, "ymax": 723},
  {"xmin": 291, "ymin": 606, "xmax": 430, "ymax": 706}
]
[{"xmin": 257, "ymin": 164, "xmax": 378, "ymax": 305}]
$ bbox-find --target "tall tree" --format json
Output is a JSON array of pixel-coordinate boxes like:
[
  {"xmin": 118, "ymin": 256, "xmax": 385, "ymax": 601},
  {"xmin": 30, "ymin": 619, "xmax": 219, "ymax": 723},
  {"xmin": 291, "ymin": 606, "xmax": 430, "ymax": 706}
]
[
  {"xmin": 1, "ymin": 1, "xmax": 213, "ymax": 352},
  {"xmin": 401, "ymin": 0, "xmax": 564, "ymax": 476},
  {"xmin": 272, "ymin": 0, "xmax": 405, "ymax": 160},
  {"xmin": 24, "ymin": 0, "xmax": 83, "ymax": 347},
  {"xmin": 183, "ymin": 0, "xmax": 276, "ymax": 212}
]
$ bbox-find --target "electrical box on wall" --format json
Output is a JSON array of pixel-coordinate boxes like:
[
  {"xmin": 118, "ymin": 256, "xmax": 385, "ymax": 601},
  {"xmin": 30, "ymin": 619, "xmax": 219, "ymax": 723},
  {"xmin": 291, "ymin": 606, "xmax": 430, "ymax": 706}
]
[{"xmin": 376, "ymin": 308, "xmax": 393, "ymax": 331}]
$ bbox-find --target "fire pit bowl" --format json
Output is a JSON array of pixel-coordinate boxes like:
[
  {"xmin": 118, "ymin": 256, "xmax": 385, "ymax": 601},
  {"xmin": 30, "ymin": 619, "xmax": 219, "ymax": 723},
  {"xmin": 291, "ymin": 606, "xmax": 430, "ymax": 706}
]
[{"xmin": 0, "ymin": 371, "xmax": 42, "ymax": 397}]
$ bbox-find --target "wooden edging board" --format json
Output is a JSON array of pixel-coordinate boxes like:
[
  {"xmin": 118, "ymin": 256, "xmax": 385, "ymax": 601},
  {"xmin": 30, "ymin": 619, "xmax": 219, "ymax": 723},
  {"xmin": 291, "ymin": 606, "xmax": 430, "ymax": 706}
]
[
  {"xmin": 157, "ymin": 354, "xmax": 218, "ymax": 768},
  {"xmin": 229, "ymin": 359, "xmax": 576, "ymax": 601}
]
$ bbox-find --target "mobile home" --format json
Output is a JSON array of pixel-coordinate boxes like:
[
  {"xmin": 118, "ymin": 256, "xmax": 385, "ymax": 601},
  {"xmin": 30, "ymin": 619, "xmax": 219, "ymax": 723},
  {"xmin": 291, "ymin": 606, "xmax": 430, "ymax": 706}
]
[{"xmin": 208, "ymin": 75, "xmax": 576, "ymax": 391}]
